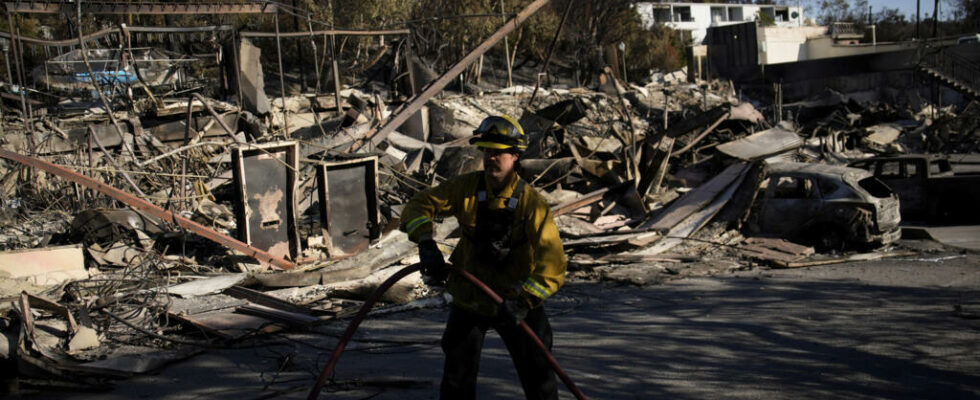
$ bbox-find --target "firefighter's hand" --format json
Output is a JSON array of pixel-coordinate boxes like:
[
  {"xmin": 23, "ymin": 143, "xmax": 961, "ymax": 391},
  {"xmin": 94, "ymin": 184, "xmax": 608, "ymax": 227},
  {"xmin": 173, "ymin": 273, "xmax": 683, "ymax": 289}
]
[
  {"xmin": 418, "ymin": 239, "xmax": 447, "ymax": 286},
  {"xmin": 498, "ymin": 297, "xmax": 531, "ymax": 326}
]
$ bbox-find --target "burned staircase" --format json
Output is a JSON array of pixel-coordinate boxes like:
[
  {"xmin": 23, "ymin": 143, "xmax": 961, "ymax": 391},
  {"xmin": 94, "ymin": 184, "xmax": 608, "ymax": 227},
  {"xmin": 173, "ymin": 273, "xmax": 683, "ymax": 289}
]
[{"xmin": 918, "ymin": 47, "xmax": 980, "ymax": 98}]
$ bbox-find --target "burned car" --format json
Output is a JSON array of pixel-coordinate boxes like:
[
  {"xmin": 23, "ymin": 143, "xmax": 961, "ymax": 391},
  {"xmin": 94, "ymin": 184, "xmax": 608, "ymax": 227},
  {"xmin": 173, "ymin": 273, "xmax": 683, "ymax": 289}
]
[
  {"xmin": 848, "ymin": 155, "xmax": 980, "ymax": 222},
  {"xmin": 748, "ymin": 162, "xmax": 902, "ymax": 250}
]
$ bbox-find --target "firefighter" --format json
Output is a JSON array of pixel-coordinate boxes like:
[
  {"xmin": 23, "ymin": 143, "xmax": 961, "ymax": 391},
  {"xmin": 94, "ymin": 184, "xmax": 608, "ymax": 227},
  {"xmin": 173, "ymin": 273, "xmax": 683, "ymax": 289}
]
[{"xmin": 400, "ymin": 115, "xmax": 567, "ymax": 400}]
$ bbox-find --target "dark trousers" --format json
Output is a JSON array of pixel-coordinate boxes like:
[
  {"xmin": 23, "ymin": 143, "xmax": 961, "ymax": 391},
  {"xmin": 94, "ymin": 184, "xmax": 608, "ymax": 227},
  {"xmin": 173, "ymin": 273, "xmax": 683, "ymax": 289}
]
[{"xmin": 440, "ymin": 305, "xmax": 559, "ymax": 400}]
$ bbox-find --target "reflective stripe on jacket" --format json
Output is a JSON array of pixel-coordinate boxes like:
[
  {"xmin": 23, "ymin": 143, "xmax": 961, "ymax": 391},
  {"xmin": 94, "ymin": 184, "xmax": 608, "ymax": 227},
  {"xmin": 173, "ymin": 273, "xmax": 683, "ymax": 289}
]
[{"xmin": 400, "ymin": 171, "xmax": 567, "ymax": 316}]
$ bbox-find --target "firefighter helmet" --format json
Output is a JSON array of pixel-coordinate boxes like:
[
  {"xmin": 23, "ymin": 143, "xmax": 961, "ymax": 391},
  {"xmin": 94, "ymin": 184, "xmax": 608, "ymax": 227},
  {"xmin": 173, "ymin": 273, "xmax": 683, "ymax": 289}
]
[{"xmin": 469, "ymin": 115, "xmax": 527, "ymax": 151}]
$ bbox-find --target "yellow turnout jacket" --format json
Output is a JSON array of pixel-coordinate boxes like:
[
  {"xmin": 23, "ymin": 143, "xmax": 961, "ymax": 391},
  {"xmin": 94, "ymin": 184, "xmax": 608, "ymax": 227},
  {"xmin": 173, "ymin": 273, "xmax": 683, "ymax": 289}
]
[{"xmin": 400, "ymin": 171, "xmax": 567, "ymax": 316}]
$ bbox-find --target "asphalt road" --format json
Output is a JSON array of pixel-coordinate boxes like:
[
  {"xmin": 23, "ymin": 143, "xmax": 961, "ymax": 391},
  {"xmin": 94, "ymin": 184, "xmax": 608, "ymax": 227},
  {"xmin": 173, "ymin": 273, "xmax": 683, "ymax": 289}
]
[{"xmin": 53, "ymin": 242, "xmax": 980, "ymax": 400}]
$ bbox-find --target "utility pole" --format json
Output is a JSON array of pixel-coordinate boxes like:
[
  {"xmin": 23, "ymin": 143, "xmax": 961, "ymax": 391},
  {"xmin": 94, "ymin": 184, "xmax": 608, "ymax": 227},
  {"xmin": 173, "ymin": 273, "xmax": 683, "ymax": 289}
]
[{"xmin": 916, "ymin": 0, "xmax": 921, "ymax": 39}]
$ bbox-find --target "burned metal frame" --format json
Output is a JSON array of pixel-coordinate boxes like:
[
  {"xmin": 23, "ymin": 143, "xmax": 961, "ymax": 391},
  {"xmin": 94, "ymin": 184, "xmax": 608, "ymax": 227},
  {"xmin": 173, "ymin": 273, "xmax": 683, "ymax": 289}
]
[
  {"xmin": 231, "ymin": 141, "xmax": 301, "ymax": 261},
  {"xmin": 310, "ymin": 156, "xmax": 380, "ymax": 258},
  {"xmin": 2, "ymin": 0, "xmax": 404, "ymax": 141},
  {"xmin": 0, "ymin": 148, "xmax": 296, "ymax": 269}
]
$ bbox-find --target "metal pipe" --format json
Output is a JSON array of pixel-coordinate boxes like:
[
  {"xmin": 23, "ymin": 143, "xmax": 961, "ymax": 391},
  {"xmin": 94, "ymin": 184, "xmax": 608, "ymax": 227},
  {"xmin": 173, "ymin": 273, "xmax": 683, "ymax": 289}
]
[
  {"xmin": 527, "ymin": 0, "xmax": 573, "ymax": 108},
  {"xmin": 290, "ymin": 0, "xmax": 306, "ymax": 92},
  {"xmin": 121, "ymin": 24, "xmax": 161, "ymax": 108},
  {"xmin": 181, "ymin": 96, "xmax": 195, "ymax": 210},
  {"xmin": 307, "ymin": 15, "xmax": 320, "ymax": 94},
  {"xmin": 190, "ymin": 92, "xmax": 242, "ymax": 143},
  {"xmin": 5, "ymin": 10, "xmax": 30, "ymax": 133},
  {"xmin": 274, "ymin": 12, "xmax": 289, "ymax": 135},
  {"xmin": 76, "ymin": 1, "xmax": 136, "ymax": 160},
  {"xmin": 500, "ymin": 0, "xmax": 513, "ymax": 88},
  {"xmin": 88, "ymin": 127, "xmax": 146, "ymax": 197},
  {"xmin": 327, "ymin": 0, "xmax": 342, "ymax": 117}
]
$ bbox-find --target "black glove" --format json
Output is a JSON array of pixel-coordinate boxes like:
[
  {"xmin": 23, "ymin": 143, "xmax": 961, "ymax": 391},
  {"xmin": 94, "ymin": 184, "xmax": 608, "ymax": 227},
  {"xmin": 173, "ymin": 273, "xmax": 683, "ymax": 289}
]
[
  {"xmin": 498, "ymin": 297, "xmax": 531, "ymax": 326},
  {"xmin": 418, "ymin": 239, "xmax": 447, "ymax": 286}
]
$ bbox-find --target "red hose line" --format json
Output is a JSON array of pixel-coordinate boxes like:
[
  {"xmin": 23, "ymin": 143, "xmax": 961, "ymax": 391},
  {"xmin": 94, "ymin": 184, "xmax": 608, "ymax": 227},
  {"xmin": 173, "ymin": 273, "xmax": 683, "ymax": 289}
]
[{"xmin": 306, "ymin": 263, "xmax": 588, "ymax": 400}]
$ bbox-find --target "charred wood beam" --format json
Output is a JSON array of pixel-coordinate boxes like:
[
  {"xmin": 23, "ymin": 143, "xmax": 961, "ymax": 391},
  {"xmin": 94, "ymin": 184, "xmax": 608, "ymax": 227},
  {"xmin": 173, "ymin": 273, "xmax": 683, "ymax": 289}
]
[
  {"xmin": 637, "ymin": 106, "xmax": 731, "ymax": 195},
  {"xmin": 0, "ymin": 149, "xmax": 297, "ymax": 270},
  {"xmin": 671, "ymin": 111, "xmax": 730, "ymax": 156},
  {"xmin": 636, "ymin": 135, "xmax": 674, "ymax": 197},
  {"xmin": 552, "ymin": 186, "xmax": 610, "ymax": 217},
  {"xmin": 4, "ymin": 2, "xmax": 277, "ymax": 14},
  {"xmin": 348, "ymin": 0, "xmax": 552, "ymax": 153}
]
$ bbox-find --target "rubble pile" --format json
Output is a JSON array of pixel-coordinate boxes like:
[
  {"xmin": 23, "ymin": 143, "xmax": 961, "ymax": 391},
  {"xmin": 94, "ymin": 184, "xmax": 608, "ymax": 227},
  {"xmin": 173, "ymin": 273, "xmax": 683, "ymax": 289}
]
[{"xmin": 0, "ymin": 6, "xmax": 977, "ymax": 393}]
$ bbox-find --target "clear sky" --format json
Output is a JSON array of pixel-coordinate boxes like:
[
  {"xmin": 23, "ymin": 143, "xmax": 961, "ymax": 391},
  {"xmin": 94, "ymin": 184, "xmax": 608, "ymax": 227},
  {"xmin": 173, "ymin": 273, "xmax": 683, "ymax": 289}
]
[
  {"xmin": 867, "ymin": 0, "xmax": 929, "ymax": 19},
  {"xmin": 797, "ymin": 0, "xmax": 954, "ymax": 21},
  {"xmin": 852, "ymin": 0, "xmax": 951, "ymax": 20}
]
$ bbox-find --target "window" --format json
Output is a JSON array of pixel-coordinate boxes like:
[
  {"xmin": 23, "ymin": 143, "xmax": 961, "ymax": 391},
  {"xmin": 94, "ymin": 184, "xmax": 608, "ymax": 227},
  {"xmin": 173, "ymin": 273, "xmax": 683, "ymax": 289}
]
[
  {"xmin": 728, "ymin": 7, "xmax": 744, "ymax": 22},
  {"xmin": 817, "ymin": 179, "xmax": 839, "ymax": 198},
  {"xmin": 673, "ymin": 6, "xmax": 693, "ymax": 22},
  {"xmin": 858, "ymin": 177, "xmax": 894, "ymax": 198},
  {"xmin": 774, "ymin": 8, "xmax": 790, "ymax": 22},
  {"xmin": 760, "ymin": 7, "xmax": 775, "ymax": 20},
  {"xmin": 773, "ymin": 176, "xmax": 814, "ymax": 199},
  {"xmin": 905, "ymin": 161, "xmax": 918, "ymax": 178},
  {"xmin": 879, "ymin": 161, "xmax": 900, "ymax": 178},
  {"xmin": 652, "ymin": 7, "xmax": 671, "ymax": 23},
  {"xmin": 929, "ymin": 160, "xmax": 952, "ymax": 175},
  {"xmin": 710, "ymin": 6, "xmax": 727, "ymax": 23}
]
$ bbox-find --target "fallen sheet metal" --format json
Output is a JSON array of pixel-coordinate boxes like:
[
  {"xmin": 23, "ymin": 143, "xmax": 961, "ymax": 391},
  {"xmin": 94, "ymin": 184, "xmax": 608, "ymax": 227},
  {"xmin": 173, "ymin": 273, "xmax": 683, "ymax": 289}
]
[
  {"xmin": 312, "ymin": 156, "xmax": 380, "ymax": 258},
  {"xmin": 237, "ymin": 39, "xmax": 271, "ymax": 115},
  {"xmin": 232, "ymin": 141, "xmax": 301, "ymax": 261},
  {"xmin": 633, "ymin": 163, "xmax": 751, "ymax": 245},
  {"xmin": 863, "ymin": 123, "xmax": 902, "ymax": 146},
  {"xmin": 717, "ymin": 126, "xmax": 803, "ymax": 161},
  {"xmin": 0, "ymin": 245, "xmax": 87, "ymax": 286},
  {"xmin": 69, "ymin": 208, "xmax": 164, "ymax": 245},
  {"xmin": 166, "ymin": 273, "xmax": 248, "ymax": 298},
  {"xmin": 630, "ymin": 166, "xmax": 749, "ymax": 255}
]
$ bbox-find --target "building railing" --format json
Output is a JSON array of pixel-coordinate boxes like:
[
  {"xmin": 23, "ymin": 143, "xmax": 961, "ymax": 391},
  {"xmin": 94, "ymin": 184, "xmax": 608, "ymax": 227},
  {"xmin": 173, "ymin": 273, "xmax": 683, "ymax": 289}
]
[
  {"xmin": 830, "ymin": 22, "xmax": 863, "ymax": 39},
  {"xmin": 921, "ymin": 47, "xmax": 980, "ymax": 95}
]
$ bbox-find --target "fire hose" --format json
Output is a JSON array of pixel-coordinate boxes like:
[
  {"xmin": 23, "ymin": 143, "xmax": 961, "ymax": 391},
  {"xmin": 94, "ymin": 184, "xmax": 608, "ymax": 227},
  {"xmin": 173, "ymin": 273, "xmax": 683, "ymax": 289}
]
[{"xmin": 306, "ymin": 263, "xmax": 588, "ymax": 400}]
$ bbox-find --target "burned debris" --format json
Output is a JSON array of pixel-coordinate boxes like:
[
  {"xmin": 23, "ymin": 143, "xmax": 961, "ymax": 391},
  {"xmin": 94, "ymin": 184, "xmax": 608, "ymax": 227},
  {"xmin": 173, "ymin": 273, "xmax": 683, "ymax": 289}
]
[{"xmin": 0, "ymin": 0, "xmax": 976, "ymax": 395}]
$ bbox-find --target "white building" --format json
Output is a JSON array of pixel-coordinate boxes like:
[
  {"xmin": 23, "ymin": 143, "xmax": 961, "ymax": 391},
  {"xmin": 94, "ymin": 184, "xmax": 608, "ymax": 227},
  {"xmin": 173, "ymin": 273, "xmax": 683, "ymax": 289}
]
[{"xmin": 634, "ymin": 2, "xmax": 804, "ymax": 44}]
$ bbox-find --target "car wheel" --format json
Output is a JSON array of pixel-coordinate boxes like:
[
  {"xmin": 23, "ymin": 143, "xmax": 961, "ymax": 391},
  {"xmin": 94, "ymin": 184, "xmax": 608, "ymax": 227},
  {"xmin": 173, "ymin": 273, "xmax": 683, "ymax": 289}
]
[{"xmin": 808, "ymin": 224, "xmax": 846, "ymax": 253}]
